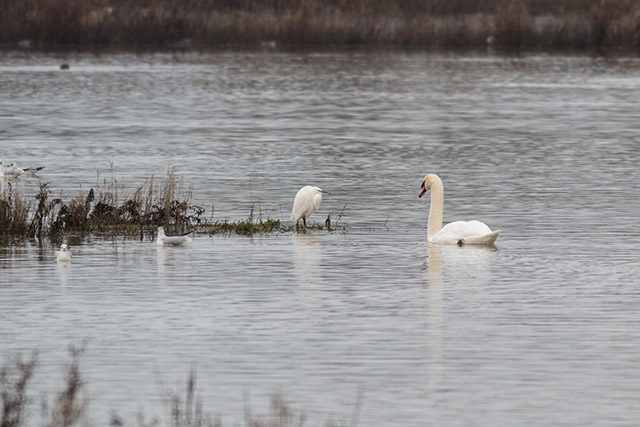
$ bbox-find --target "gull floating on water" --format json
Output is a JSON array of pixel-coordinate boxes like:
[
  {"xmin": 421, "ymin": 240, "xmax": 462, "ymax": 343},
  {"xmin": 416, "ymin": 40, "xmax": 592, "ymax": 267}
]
[
  {"xmin": 156, "ymin": 226, "xmax": 193, "ymax": 246},
  {"xmin": 56, "ymin": 244, "xmax": 72, "ymax": 262},
  {"xmin": 0, "ymin": 161, "xmax": 45, "ymax": 178}
]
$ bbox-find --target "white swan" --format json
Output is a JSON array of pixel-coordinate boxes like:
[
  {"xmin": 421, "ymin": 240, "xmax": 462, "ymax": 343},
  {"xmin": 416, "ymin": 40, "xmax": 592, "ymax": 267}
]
[
  {"xmin": 156, "ymin": 226, "xmax": 193, "ymax": 246},
  {"xmin": 56, "ymin": 244, "xmax": 72, "ymax": 262},
  {"xmin": 418, "ymin": 174, "xmax": 500, "ymax": 245}
]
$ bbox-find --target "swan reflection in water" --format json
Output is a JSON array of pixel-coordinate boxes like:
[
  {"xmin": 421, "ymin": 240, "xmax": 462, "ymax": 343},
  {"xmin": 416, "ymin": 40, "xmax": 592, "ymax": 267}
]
[
  {"xmin": 423, "ymin": 243, "xmax": 498, "ymax": 391},
  {"xmin": 427, "ymin": 243, "xmax": 498, "ymax": 281},
  {"xmin": 424, "ymin": 244, "xmax": 444, "ymax": 392},
  {"xmin": 293, "ymin": 233, "xmax": 322, "ymax": 287}
]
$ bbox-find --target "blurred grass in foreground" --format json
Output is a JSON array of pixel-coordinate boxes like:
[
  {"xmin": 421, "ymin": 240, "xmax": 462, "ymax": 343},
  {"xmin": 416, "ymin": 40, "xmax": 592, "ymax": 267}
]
[{"xmin": 1, "ymin": 347, "xmax": 362, "ymax": 426}]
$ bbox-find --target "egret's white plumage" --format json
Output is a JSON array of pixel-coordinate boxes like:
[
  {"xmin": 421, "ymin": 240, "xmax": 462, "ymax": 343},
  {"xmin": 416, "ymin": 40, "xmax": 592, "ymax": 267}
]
[
  {"xmin": 291, "ymin": 185, "xmax": 325, "ymax": 230},
  {"xmin": 56, "ymin": 244, "xmax": 72, "ymax": 262},
  {"xmin": 156, "ymin": 226, "xmax": 192, "ymax": 246},
  {"xmin": 419, "ymin": 174, "xmax": 500, "ymax": 245}
]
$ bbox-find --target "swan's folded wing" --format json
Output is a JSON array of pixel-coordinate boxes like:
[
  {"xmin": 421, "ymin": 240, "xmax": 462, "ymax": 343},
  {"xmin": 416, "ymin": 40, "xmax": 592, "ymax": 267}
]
[
  {"xmin": 461, "ymin": 230, "xmax": 501, "ymax": 245},
  {"xmin": 432, "ymin": 221, "xmax": 499, "ymax": 245}
]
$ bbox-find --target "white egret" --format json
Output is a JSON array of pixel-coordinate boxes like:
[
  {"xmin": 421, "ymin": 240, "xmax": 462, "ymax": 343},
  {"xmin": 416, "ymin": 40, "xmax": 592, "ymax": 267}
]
[
  {"xmin": 156, "ymin": 226, "xmax": 193, "ymax": 246},
  {"xmin": 291, "ymin": 185, "xmax": 326, "ymax": 231},
  {"xmin": 419, "ymin": 174, "xmax": 500, "ymax": 245},
  {"xmin": 56, "ymin": 244, "xmax": 72, "ymax": 262}
]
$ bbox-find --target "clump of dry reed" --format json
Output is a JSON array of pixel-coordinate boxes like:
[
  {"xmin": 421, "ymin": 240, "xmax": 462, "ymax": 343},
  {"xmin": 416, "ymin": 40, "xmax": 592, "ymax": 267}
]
[
  {"xmin": 247, "ymin": 395, "xmax": 311, "ymax": 427},
  {"xmin": 42, "ymin": 345, "xmax": 89, "ymax": 427},
  {"xmin": 1, "ymin": 346, "xmax": 88, "ymax": 427},
  {"xmin": 0, "ymin": 352, "xmax": 37, "ymax": 427},
  {"xmin": 0, "ymin": 0, "xmax": 638, "ymax": 49},
  {"xmin": 128, "ymin": 369, "xmax": 222, "ymax": 427},
  {"xmin": 0, "ymin": 181, "xmax": 30, "ymax": 237},
  {"xmin": 0, "ymin": 168, "xmax": 204, "ymax": 240}
]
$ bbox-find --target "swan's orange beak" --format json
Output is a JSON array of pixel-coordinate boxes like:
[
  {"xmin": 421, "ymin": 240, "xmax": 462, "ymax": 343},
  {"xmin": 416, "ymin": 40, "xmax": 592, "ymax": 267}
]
[{"xmin": 418, "ymin": 183, "xmax": 426, "ymax": 198}]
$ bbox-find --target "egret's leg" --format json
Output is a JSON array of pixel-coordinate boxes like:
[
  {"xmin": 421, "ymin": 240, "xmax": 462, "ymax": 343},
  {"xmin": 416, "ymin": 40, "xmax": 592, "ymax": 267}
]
[{"xmin": 303, "ymin": 217, "xmax": 307, "ymax": 228}]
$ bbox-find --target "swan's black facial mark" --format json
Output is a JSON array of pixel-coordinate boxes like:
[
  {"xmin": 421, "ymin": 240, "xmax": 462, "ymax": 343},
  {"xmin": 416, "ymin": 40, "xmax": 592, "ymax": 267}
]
[{"xmin": 418, "ymin": 181, "xmax": 427, "ymax": 198}]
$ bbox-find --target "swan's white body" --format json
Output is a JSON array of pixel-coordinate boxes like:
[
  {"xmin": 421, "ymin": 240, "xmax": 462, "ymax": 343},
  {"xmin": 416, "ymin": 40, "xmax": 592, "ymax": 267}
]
[
  {"xmin": 56, "ymin": 244, "xmax": 72, "ymax": 262},
  {"xmin": 419, "ymin": 174, "xmax": 500, "ymax": 245},
  {"xmin": 156, "ymin": 226, "xmax": 192, "ymax": 246},
  {"xmin": 291, "ymin": 186, "xmax": 325, "ymax": 229}
]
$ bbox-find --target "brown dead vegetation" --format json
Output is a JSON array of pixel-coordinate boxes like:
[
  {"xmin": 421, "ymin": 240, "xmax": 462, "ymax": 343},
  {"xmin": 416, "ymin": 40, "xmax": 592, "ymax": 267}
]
[
  {"xmin": 0, "ymin": 0, "xmax": 638, "ymax": 49},
  {"xmin": 0, "ymin": 168, "xmax": 203, "ymax": 241}
]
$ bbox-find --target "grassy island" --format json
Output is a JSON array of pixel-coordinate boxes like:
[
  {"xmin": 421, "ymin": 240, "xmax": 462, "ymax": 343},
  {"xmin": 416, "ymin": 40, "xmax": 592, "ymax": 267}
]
[{"xmin": 0, "ymin": 169, "xmax": 337, "ymax": 241}]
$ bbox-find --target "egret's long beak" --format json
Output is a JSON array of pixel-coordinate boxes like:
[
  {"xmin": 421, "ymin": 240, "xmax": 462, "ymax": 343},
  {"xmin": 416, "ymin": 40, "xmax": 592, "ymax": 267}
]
[
  {"xmin": 418, "ymin": 183, "xmax": 426, "ymax": 198},
  {"xmin": 320, "ymin": 189, "xmax": 329, "ymax": 194}
]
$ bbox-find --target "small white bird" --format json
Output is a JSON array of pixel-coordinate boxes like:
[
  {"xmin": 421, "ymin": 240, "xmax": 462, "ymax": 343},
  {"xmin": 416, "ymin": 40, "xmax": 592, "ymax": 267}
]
[
  {"xmin": 5, "ymin": 162, "xmax": 44, "ymax": 177},
  {"xmin": 291, "ymin": 185, "xmax": 326, "ymax": 231},
  {"xmin": 156, "ymin": 226, "xmax": 193, "ymax": 246},
  {"xmin": 56, "ymin": 244, "xmax": 72, "ymax": 262}
]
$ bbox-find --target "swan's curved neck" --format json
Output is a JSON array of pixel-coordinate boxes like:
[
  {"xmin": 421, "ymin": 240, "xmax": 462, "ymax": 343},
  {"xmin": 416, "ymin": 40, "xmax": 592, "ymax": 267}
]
[{"xmin": 428, "ymin": 178, "xmax": 444, "ymax": 239}]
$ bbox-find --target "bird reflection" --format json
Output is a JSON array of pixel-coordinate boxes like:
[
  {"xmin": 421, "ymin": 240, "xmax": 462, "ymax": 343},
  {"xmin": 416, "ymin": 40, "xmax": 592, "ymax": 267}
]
[
  {"xmin": 56, "ymin": 261, "xmax": 69, "ymax": 287},
  {"xmin": 430, "ymin": 243, "xmax": 498, "ymax": 282},
  {"xmin": 293, "ymin": 233, "xmax": 321, "ymax": 287},
  {"xmin": 424, "ymin": 244, "xmax": 444, "ymax": 391},
  {"xmin": 423, "ymin": 243, "xmax": 498, "ymax": 391},
  {"xmin": 156, "ymin": 244, "xmax": 193, "ymax": 285},
  {"xmin": 156, "ymin": 245, "xmax": 168, "ymax": 282}
]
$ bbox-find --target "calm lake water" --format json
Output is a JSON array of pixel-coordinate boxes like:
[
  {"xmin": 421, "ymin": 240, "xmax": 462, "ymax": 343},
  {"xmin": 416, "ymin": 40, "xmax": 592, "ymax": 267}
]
[{"xmin": 1, "ymin": 48, "xmax": 639, "ymax": 426}]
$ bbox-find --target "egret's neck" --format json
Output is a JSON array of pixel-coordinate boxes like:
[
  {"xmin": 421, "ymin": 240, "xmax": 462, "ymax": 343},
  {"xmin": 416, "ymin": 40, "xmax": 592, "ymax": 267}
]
[{"xmin": 427, "ymin": 179, "xmax": 444, "ymax": 239}]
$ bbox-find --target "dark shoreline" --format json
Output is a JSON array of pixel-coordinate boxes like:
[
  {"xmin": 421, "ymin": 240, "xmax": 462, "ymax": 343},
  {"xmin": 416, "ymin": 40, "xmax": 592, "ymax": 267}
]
[{"xmin": 1, "ymin": 0, "xmax": 639, "ymax": 51}]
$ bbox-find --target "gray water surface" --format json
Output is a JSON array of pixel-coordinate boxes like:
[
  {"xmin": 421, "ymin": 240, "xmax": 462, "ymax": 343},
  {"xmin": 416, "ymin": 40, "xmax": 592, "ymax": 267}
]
[{"xmin": 1, "ymin": 49, "xmax": 639, "ymax": 426}]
